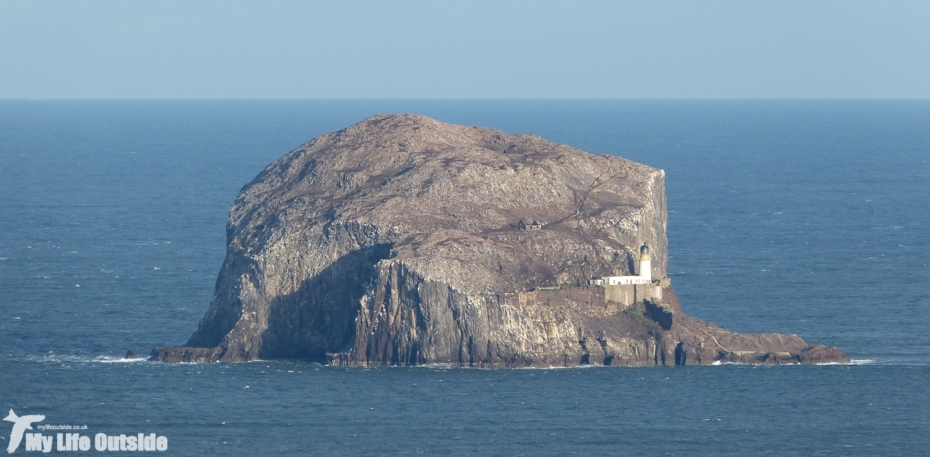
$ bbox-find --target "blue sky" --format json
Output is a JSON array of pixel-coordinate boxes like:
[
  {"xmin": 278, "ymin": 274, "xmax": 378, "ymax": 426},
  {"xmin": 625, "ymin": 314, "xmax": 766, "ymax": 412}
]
[{"xmin": 1, "ymin": 0, "xmax": 928, "ymax": 99}]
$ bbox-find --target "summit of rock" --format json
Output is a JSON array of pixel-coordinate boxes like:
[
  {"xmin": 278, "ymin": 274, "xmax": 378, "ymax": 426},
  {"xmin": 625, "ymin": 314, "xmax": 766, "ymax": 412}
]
[{"xmin": 230, "ymin": 114, "xmax": 667, "ymax": 294}]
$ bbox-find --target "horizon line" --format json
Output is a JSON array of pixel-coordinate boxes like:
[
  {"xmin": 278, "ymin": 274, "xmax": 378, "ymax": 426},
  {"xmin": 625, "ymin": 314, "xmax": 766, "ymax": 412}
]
[{"xmin": 2, "ymin": 97, "xmax": 929, "ymax": 102}]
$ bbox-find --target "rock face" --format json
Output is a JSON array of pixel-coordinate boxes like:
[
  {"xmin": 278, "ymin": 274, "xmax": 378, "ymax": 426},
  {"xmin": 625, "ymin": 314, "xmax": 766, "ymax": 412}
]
[{"xmin": 151, "ymin": 114, "xmax": 848, "ymax": 367}]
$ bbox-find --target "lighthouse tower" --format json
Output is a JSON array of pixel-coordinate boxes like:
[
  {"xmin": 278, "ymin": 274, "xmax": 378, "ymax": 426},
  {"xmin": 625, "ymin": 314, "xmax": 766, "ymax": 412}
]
[{"xmin": 638, "ymin": 243, "xmax": 652, "ymax": 281}]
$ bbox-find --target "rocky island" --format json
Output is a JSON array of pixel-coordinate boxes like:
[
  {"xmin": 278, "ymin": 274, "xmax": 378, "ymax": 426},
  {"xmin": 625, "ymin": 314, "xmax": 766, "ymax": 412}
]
[{"xmin": 151, "ymin": 114, "xmax": 847, "ymax": 367}]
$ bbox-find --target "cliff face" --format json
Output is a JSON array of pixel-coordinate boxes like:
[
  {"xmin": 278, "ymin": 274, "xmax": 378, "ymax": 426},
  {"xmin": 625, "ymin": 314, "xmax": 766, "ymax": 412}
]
[{"xmin": 151, "ymin": 114, "xmax": 847, "ymax": 366}]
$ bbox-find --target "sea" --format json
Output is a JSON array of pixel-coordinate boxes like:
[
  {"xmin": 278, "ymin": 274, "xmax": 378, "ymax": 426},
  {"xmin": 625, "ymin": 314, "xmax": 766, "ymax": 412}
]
[{"xmin": 0, "ymin": 100, "xmax": 927, "ymax": 456}]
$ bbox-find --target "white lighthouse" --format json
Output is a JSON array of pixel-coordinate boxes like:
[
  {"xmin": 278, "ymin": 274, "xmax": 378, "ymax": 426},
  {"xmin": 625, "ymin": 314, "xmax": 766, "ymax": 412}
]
[
  {"xmin": 587, "ymin": 242, "xmax": 665, "ymax": 306},
  {"xmin": 638, "ymin": 243, "xmax": 651, "ymax": 281},
  {"xmin": 589, "ymin": 242, "xmax": 654, "ymax": 286}
]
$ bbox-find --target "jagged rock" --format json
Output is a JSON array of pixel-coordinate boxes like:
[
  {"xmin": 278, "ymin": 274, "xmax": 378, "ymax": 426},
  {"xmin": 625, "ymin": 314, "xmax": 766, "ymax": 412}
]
[{"xmin": 151, "ymin": 114, "xmax": 847, "ymax": 367}]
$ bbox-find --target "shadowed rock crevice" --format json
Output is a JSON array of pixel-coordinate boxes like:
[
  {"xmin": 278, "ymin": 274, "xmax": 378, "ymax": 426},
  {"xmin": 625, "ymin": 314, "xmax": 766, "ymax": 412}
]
[
  {"xmin": 260, "ymin": 243, "xmax": 393, "ymax": 361},
  {"xmin": 150, "ymin": 114, "xmax": 847, "ymax": 366}
]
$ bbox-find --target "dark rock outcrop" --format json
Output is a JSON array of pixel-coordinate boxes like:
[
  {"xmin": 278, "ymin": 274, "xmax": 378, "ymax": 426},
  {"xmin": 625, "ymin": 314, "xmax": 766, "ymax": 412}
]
[{"xmin": 151, "ymin": 114, "xmax": 847, "ymax": 366}]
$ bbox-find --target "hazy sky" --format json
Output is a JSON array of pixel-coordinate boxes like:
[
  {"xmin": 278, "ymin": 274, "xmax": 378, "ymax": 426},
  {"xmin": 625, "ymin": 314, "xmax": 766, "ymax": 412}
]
[{"xmin": 2, "ymin": 1, "xmax": 928, "ymax": 99}]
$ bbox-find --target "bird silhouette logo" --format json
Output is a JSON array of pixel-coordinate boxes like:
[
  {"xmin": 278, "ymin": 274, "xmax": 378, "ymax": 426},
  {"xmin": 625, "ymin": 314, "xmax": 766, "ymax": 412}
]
[{"xmin": 3, "ymin": 410, "xmax": 45, "ymax": 454}]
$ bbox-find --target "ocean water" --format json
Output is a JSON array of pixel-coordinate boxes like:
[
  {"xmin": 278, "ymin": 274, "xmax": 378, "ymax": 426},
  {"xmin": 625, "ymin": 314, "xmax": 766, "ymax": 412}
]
[{"xmin": 0, "ymin": 100, "xmax": 927, "ymax": 455}]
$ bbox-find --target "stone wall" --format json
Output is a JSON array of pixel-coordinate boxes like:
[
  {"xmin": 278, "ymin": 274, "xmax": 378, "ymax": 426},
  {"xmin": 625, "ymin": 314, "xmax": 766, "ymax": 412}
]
[{"xmin": 603, "ymin": 280, "xmax": 667, "ymax": 308}]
